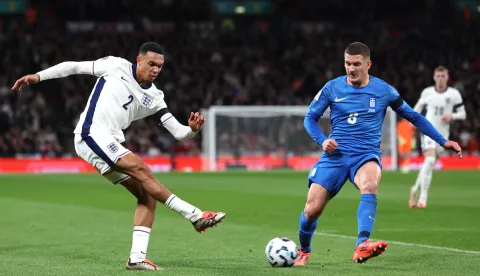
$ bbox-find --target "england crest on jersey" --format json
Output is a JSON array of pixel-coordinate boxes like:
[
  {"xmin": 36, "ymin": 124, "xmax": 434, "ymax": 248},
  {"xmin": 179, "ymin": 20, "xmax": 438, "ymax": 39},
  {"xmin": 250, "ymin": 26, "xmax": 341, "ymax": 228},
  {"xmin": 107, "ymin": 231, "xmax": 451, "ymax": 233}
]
[
  {"xmin": 141, "ymin": 94, "xmax": 153, "ymax": 107},
  {"xmin": 107, "ymin": 142, "xmax": 119, "ymax": 153}
]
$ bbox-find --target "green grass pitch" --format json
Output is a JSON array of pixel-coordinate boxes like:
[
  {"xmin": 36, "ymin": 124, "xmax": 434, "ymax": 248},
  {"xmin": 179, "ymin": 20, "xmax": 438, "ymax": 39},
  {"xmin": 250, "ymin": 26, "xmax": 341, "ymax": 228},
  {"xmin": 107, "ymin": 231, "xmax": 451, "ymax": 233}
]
[{"xmin": 0, "ymin": 171, "xmax": 479, "ymax": 275}]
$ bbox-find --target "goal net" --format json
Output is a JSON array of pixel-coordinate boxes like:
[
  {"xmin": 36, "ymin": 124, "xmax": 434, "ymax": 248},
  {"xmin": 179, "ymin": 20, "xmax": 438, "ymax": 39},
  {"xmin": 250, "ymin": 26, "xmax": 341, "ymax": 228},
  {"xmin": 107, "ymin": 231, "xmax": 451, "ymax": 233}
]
[{"xmin": 200, "ymin": 106, "xmax": 397, "ymax": 172}]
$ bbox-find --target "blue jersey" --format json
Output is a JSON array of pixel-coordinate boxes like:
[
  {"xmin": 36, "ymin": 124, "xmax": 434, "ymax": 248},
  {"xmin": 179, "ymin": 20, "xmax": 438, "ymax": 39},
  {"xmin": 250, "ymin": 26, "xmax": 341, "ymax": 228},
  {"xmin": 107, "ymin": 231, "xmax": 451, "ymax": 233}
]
[{"xmin": 305, "ymin": 75, "xmax": 447, "ymax": 157}]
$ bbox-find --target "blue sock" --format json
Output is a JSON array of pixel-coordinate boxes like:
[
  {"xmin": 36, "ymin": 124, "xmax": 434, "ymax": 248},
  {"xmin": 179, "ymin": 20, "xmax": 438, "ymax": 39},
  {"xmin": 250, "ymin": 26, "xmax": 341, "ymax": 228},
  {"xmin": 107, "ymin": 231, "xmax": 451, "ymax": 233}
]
[
  {"xmin": 356, "ymin": 194, "xmax": 377, "ymax": 247},
  {"xmin": 298, "ymin": 211, "xmax": 318, "ymax": 252}
]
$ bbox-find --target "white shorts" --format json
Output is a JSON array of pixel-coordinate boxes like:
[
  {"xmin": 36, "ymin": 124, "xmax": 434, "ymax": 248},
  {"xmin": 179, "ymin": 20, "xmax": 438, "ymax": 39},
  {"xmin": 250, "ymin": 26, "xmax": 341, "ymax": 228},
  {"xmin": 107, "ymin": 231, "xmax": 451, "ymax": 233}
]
[
  {"xmin": 74, "ymin": 130, "xmax": 131, "ymax": 184},
  {"xmin": 421, "ymin": 135, "xmax": 444, "ymax": 155}
]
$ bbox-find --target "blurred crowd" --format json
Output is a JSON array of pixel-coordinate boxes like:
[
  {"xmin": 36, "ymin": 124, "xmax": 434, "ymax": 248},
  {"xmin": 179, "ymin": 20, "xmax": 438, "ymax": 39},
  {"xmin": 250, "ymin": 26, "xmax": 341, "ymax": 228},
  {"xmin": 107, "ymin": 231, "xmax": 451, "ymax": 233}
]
[{"xmin": 1, "ymin": 1, "xmax": 480, "ymax": 158}]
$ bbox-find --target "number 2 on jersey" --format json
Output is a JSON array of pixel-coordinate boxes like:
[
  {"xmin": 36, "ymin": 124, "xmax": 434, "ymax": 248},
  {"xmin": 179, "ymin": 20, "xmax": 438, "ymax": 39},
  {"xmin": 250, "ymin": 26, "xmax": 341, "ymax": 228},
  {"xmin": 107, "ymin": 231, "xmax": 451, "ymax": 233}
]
[
  {"xmin": 122, "ymin": 95, "xmax": 133, "ymax": 110},
  {"xmin": 434, "ymin": 106, "xmax": 444, "ymax": 116}
]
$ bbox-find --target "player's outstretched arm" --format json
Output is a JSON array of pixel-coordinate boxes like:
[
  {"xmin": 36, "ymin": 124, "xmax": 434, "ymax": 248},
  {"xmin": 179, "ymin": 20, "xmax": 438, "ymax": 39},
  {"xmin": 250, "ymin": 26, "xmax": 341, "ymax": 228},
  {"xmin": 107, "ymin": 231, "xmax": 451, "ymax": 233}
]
[
  {"xmin": 11, "ymin": 61, "xmax": 94, "ymax": 91},
  {"xmin": 393, "ymin": 99, "xmax": 462, "ymax": 158},
  {"xmin": 442, "ymin": 140, "xmax": 462, "ymax": 158},
  {"xmin": 450, "ymin": 105, "xmax": 466, "ymax": 120},
  {"xmin": 11, "ymin": 74, "xmax": 40, "ymax": 91},
  {"xmin": 413, "ymin": 89, "xmax": 428, "ymax": 113},
  {"xmin": 155, "ymin": 109, "xmax": 203, "ymax": 141},
  {"xmin": 442, "ymin": 103, "xmax": 466, "ymax": 123}
]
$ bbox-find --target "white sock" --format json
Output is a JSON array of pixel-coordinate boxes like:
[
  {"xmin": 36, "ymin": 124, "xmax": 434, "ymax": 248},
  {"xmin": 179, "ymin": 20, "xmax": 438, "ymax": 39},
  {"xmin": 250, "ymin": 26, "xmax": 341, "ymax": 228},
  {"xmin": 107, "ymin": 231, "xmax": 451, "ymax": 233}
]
[
  {"xmin": 412, "ymin": 162, "xmax": 426, "ymax": 192},
  {"xmin": 419, "ymin": 156, "xmax": 435, "ymax": 202},
  {"xmin": 165, "ymin": 194, "xmax": 202, "ymax": 222},
  {"xmin": 130, "ymin": 226, "xmax": 151, "ymax": 263},
  {"xmin": 412, "ymin": 170, "xmax": 422, "ymax": 192}
]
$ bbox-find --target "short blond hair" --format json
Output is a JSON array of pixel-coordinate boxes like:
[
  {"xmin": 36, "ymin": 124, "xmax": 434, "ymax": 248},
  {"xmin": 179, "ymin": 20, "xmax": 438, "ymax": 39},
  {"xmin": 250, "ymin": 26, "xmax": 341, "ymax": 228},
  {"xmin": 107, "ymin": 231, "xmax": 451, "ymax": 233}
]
[{"xmin": 434, "ymin": 65, "xmax": 448, "ymax": 73}]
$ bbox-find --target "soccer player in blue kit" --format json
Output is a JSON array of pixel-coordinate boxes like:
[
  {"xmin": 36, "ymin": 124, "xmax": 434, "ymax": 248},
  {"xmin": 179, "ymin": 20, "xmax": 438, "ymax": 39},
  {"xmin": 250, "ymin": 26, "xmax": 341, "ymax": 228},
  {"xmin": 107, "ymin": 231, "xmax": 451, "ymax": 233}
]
[{"xmin": 294, "ymin": 42, "xmax": 463, "ymax": 265}]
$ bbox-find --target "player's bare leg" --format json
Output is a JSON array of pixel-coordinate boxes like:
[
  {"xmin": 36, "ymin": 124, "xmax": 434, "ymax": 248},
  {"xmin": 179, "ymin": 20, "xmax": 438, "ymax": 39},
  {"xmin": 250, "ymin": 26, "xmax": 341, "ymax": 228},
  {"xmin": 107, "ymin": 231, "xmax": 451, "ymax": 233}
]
[
  {"xmin": 295, "ymin": 184, "xmax": 330, "ymax": 266},
  {"xmin": 410, "ymin": 165, "xmax": 424, "ymax": 208},
  {"xmin": 120, "ymin": 177, "xmax": 161, "ymax": 270},
  {"xmin": 411, "ymin": 148, "xmax": 436, "ymax": 208},
  {"xmin": 409, "ymin": 164, "xmax": 422, "ymax": 208},
  {"xmin": 116, "ymin": 152, "xmax": 225, "ymax": 232},
  {"xmin": 352, "ymin": 161, "xmax": 388, "ymax": 263},
  {"xmin": 409, "ymin": 185, "xmax": 419, "ymax": 209}
]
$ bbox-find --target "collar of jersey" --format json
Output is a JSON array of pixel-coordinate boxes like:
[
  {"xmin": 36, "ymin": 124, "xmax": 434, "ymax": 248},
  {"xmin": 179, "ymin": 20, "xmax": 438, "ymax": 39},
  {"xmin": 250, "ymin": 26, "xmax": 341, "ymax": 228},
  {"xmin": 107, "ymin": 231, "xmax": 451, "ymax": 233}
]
[
  {"xmin": 131, "ymin": 64, "xmax": 153, "ymax": 89},
  {"xmin": 344, "ymin": 75, "xmax": 372, "ymax": 89},
  {"xmin": 434, "ymin": 86, "xmax": 448, "ymax": 93}
]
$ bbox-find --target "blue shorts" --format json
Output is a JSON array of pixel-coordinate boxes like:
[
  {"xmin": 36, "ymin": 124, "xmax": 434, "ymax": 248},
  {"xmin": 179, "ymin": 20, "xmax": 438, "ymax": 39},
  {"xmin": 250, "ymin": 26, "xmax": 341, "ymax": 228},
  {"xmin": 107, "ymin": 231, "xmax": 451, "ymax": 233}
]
[{"xmin": 308, "ymin": 152, "xmax": 382, "ymax": 198}]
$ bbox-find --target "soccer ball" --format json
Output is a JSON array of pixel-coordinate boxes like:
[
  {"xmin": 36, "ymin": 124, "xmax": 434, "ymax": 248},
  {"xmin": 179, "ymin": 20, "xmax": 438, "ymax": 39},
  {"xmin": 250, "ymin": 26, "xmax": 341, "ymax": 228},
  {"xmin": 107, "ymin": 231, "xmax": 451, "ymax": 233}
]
[{"xmin": 265, "ymin": 237, "xmax": 298, "ymax": 267}]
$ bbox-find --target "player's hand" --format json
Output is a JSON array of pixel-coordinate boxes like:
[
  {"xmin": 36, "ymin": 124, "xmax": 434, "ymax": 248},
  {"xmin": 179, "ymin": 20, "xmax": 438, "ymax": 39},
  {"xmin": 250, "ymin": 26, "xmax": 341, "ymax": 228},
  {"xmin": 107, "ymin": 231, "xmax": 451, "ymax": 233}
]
[
  {"xmin": 443, "ymin": 140, "xmax": 462, "ymax": 159},
  {"xmin": 11, "ymin": 74, "xmax": 40, "ymax": 91},
  {"xmin": 188, "ymin": 112, "xmax": 206, "ymax": 132},
  {"xmin": 441, "ymin": 114, "xmax": 453, "ymax": 123},
  {"xmin": 322, "ymin": 139, "xmax": 338, "ymax": 154}
]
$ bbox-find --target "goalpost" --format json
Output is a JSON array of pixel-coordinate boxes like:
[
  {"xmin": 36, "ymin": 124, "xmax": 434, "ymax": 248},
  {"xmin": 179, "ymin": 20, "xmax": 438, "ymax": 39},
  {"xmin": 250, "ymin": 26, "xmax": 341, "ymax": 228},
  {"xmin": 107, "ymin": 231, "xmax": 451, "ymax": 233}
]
[{"xmin": 201, "ymin": 106, "xmax": 398, "ymax": 172}]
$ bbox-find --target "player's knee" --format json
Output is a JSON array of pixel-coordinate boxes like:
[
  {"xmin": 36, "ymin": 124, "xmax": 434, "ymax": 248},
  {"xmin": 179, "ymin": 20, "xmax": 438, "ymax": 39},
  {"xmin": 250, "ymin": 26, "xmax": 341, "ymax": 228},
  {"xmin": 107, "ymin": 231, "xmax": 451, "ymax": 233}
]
[
  {"xmin": 359, "ymin": 179, "xmax": 379, "ymax": 194},
  {"xmin": 304, "ymin": 199, "xmax": 325, "ymax": 221},
  {"xmin": 130, "ymin": 161, "xmax": 154, "ymax": 180},
  {"xmin": 303, "ymin": 207, "xmax": 321, "ymax": 222}
]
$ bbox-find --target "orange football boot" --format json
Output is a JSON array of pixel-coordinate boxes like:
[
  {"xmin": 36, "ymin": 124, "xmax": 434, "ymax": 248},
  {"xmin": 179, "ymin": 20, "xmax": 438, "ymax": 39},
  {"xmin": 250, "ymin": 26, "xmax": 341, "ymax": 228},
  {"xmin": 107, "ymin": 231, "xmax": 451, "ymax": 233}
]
[
  {"xmin": 353, "ymin": 240, "xmax": 388, "ymax": 263},
  {"xmin": 126, "ymin": 258, "xmax": 162, "ymax": 270},
  {"xmin": 294, "ymin": 248, "xmax": 311, "ymax": 266},
  {"xmin": 192, "ymin": 211, "xmax": 226, "ymax": 233}
]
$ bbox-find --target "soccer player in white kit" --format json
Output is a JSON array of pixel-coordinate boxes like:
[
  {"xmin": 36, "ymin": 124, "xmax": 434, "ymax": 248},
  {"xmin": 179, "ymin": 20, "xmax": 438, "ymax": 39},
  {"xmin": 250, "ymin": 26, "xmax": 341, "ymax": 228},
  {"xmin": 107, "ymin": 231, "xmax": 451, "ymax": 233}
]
[
  {"xmin": 409, "ymin": 66, "xmax": 466, "ymax": 208},
  {"xmin": 11, "ymin": 42, "xmax": 226, "ymax": 270}
]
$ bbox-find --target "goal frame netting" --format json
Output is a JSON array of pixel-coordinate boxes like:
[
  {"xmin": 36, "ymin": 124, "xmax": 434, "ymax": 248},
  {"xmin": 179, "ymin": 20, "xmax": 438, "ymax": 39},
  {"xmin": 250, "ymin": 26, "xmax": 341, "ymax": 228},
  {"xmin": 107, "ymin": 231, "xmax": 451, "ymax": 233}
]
[{"xmin": 201, "ymin": 106, "xmax": 398, "ymax": 172}]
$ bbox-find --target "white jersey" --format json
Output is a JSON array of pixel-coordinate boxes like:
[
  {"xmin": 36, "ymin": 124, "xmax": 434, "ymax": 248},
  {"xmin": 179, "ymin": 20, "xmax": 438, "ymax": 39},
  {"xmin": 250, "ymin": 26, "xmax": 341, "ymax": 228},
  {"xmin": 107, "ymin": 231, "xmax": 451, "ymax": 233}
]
[
  {"xmin": 413, "ymin": 86, "xmax": 464, "ymax": 138},
  {"xmin": 73, "ymin": 56, "xmax": 167, "ymax": 143}
]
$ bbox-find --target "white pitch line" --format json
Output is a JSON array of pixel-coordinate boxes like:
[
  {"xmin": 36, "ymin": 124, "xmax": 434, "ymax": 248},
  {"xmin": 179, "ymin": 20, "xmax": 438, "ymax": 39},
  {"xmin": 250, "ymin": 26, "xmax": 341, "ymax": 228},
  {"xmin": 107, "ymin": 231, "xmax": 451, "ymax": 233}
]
[
  {"xmin": 376, "ymin": 228, "xmax": 470, "ymax": 232},
  {"xmin": 315, "ymin": 232, "xmax": 480, "ymax": 255}
]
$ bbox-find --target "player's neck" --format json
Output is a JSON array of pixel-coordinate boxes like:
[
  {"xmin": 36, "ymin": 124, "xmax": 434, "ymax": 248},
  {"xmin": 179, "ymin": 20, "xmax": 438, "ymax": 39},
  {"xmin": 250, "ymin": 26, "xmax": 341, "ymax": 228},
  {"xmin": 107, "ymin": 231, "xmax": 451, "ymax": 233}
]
[
  {"xmin": 435, "ymin": 85, "xmax": 447, "ymax": 92},
  {"xmin": 137, "ymin": 77, "xmax": 151, "ymax": 88},
  {"xmin": 133, "ymin": 64, "xmax": 152, "ymax": 89},
  {"xmin": 347, "ymin": 77, "xmax": 370, "ymax": 88},
  {"xmin": 135, "ymin": 70, "xmax": 148, "ymax": 86}
]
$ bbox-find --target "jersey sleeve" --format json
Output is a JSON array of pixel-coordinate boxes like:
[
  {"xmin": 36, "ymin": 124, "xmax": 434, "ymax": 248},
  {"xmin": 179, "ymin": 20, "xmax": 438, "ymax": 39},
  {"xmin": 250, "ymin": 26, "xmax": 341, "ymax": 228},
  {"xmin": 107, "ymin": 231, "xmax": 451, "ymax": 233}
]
[
  {"xmin": 451, "ymin": 90, "xmax": 466, "ymax": 120},
  {"xmin": 152, "ymin": 95, "xmax": 197, "ymax": 142},
  {"xmin": 309, "ymin": 83, "xmax": 331, "ymax": 116},
  {"xmin": 37, "ymin": 61, "xmax": 94, "ymax": 81},
  {"xmin": 152, "ymin": 90, "xmax": 169, "ymax": 122},
  {"xmin": 154, "ymin": 99, "xmax": 168, "ymax": 114},
  {"xmin": 304, "ymin": 83, "xmax": 331, "ymax": 146},
  {"xmin": 154, "ymin": 90, "xmax": 168, "ymax": 112},
  {"xmin": 387, "ymin": 85, "xmax": 405, "ymax": 110},
  {"xmin": 453, "ymin": 90, "xmax": 464, "ymax": 105},
  {"xmin": 92, "ymin": 56, "xmax": 124, "ymax": 77},
  {"xmin": 413, "ymin": 89, "xmax": 429, "ymax": 112}
]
